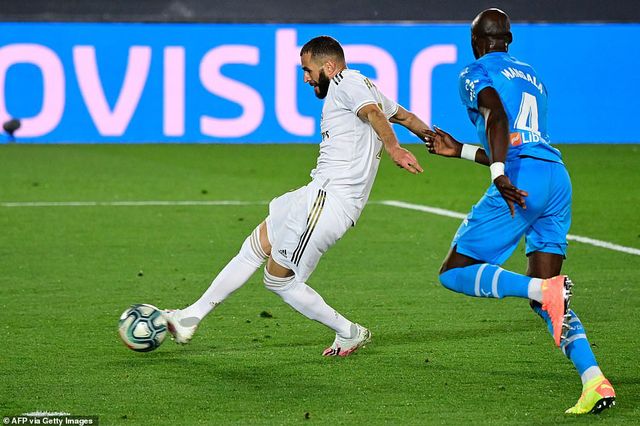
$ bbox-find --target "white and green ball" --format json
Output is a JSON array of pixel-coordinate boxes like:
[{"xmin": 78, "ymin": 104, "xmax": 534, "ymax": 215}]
[{"xmin": 118, "ymin": 304, "xmax": 167, "ymax": 352}]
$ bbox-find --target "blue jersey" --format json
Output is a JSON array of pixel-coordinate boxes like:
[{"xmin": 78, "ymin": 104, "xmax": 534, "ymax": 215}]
[{"xmin": 459, "ymin": 52, "xmax": 562, "ymax": 163}]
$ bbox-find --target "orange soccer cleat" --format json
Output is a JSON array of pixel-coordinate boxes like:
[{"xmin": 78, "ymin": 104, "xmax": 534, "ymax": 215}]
[{"xmin": 541, "ymin": 275, "xmax": 573, "ymax": 346}]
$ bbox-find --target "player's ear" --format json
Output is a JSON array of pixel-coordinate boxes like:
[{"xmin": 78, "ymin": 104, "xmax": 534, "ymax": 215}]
[
  {"xmin": 324, "ymin": 59, "xmax": 336, "ymax": 75},
  {"xmin": 505, "ymin": 32, "xmax": 513, "ymax": 45}
]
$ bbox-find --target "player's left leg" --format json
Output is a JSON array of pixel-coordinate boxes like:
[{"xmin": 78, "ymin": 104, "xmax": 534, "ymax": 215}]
[{"xmin": 527, "ymin": 252, "xmax": 616, "ymax": 414}]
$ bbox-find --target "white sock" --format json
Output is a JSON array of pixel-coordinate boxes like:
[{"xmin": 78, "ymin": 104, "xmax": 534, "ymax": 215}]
[
  {"xmin": 264, "ymin": 270, "xmax": 353, "ymax": 338},
  {"xmin": 580, "ymin": 365, "xmax": 604, "ymax": 386},
  {"xmin": 527, "ymin": 278, "xmax": 544, "ymax": 303},
  {"xmin": 181, "ymin": 225, "xmax": 267, "ymax": 321}
]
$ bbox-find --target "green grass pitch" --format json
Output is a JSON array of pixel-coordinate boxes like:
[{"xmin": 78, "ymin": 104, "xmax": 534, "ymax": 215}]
[{"xmin": 1, "ymin": 144, "xmax": 638, "ymax": 424}]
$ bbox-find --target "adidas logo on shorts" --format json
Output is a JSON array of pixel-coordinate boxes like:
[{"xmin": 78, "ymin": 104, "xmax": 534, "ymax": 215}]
[{"xmin": 278, "ymin": 249, "xmax": 288, "ymax": 258}]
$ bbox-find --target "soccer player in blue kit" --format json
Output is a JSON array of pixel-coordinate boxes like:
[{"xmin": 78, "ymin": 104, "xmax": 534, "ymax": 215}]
[{"xmin": 424, "ymin": 8, "xmax": 616, "ymax": 414}]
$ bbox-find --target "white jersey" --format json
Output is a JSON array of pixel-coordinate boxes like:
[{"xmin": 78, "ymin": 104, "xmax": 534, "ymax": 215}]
[{"xmin": 310, "ymin": 69, "xmax": 399, "ymax": 223}]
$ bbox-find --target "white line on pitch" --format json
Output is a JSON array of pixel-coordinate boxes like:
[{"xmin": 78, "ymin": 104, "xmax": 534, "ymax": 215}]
[
  {"xmin": 1, "ymin": 199, "xmax": 637, "ymax": 256},
  {"xmin": 379, "ymin": 200, "xmax": 640, "ymax": 257},
  {"xmin": 0, "ymin": 200, "xmax": 269, "ymax": 207},
  {"xmin": 377, "ymin": 200, "xmax": 467, "ymax": 220}
]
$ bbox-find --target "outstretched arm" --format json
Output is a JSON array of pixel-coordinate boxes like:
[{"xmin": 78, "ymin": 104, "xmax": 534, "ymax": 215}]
[
  {"xmin": 392, "ymin": 105, "xmax": 489, "ymax": 165},
  {"xmin": 358, "ymin": 103, "xmax": 423, "ymax": 174},
  {"xmin": 389, "ymin": 106, "xmax": 430, "ymax": 141}
]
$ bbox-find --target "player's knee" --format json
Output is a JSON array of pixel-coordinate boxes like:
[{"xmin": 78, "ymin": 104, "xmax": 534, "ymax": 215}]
[
  {"xmin": 439, "ymin": 268, "xmax": 461, "ymax": 292},
  {"xmin": 239, "ymin": 225, "xmax": 268, "ymax": 268},
  {"xmin": 263, "ymin": 268, "xmax": 295, "ymax": 293}
]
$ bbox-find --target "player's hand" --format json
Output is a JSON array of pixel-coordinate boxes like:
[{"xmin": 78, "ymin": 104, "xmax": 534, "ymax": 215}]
[
  {"xmin": 423, "ymin": 126, "xmax": 462, "ymax": 158},
  {"xmin": 388, "ymin": 146, "xmax": 423, "ymax": 174},
  {"xmin": 494, "ymin": 175, "xmax": 528, "ymax": 217}
]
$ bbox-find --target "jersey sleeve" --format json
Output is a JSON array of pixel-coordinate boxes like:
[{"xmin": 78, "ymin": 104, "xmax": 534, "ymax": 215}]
[
  {"xmin": 378, "ymin": 90, "xmax": 399, "ymax": 119},
  {"xmin": 334, "ymin": 75, "xmax": 379, "ymax": 115},
  {"xmin": 458, "ymin": 62, "xmax": 493, "ymax": 110}
]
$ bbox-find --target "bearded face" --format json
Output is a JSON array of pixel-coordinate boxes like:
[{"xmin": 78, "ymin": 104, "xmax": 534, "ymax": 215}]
[
  {"xmin": 301, "ymin": 52, "xmax": 332, "ymax": 99},
  {"xmin": 314, "ymin": 68, "xmax": 331, "ymax": 99}
]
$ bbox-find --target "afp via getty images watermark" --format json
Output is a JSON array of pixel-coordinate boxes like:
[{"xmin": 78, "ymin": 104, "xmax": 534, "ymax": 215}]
[{"xmin": 3, "ymin": 413, "xmax": 98, "ymax": 425}]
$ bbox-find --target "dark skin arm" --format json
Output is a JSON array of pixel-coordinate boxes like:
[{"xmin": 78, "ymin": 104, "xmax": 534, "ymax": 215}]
[
  {"xmin": 424, "ymin": 87, "xmax": 527, "ymax": 217},
  {"xmin": 479, "ymin": 87, "xmax": 509, "ymax": 162},
  {"xmin": 424, "ymin": 125, "xmax": 490, "ymax": 165},
  {"xmin": 479, "ymin": 87, "xmax": 528, "ymax": 216}
]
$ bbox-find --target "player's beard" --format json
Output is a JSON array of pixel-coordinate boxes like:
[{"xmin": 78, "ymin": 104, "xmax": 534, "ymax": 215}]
[{"xmin": 315, "ymin": 69, "xmax": 331, "ymax": 99}]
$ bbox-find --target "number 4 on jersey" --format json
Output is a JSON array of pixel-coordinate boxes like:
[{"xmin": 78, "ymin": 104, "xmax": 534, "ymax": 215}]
[{"xmin": 514, "ymin": 92, "xmax": 539, "ymax": 132}]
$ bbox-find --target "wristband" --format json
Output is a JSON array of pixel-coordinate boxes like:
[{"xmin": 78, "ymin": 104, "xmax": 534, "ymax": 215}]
[
  {"xmin": 460, "ymin": 144, "xmax": 479, "ymax": 161},
  {"xmin": 490, "ymin": 162, "xmax": 505, "ymax": 181}
]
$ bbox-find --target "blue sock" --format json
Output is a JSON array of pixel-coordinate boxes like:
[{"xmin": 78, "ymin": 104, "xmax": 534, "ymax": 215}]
[
  {"xmin": 531, "ymin": 305, "xmax": 598, "ymax": 376},
  {"xmin": 439, "ymin": 264, "xmax": 531, "ymax": 299}
]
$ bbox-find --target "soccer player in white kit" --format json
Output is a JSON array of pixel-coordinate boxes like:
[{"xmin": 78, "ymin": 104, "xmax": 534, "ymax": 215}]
[{"xmin": 164, "ymin": 36, "xmax": 430, "ymax": 356}]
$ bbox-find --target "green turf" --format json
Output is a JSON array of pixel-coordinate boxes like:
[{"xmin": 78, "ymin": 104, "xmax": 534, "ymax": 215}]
[{"xmin": 1, "ymin": 144, "xmax": 638, "ymax": 424}]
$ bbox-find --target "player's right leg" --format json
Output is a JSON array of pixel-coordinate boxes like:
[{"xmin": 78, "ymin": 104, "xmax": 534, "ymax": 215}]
[
  {"xmin": 527, "ymin": 252, "xmax": 616, "ymax": 414},
  {"xmin": 532, "ymin": 302, "xmax": 616, "ymax": 414},
  {"xmin": 163, "ymin": 221, "xmax": 270, "ymax": 344}
]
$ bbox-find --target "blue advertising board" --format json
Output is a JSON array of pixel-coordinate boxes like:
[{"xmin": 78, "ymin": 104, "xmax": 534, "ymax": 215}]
[{"xmin": 1, "ymin": 23, "xmax": 638, "ymax": 143}]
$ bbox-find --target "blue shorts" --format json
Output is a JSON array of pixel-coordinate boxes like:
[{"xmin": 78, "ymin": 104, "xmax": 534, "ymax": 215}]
[{"xmin": 453, "ymin": 157, "xmax": 572, "ymax": 265}]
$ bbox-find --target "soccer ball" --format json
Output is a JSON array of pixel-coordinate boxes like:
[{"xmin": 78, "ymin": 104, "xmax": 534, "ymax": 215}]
[{"xmin": 118, "ymin": 304, "xmax": 167, "ymax": 352}]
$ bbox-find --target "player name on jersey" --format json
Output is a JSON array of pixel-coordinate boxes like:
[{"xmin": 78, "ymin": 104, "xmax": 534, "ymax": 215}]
[{"xmin": 500, "ymin": 67, "xmax": 544, "ymax": 94}]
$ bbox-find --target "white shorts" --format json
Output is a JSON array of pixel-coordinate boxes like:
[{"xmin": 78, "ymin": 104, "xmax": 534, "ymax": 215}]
[{"xmin": 266, "ymin": 180, "xmax": 353, "ymax": 282}]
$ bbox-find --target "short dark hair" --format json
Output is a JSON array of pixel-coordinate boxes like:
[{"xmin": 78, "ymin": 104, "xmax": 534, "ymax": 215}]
[{"xmin": 300, "ymin": 36, "xmax": 345, "ymax": 62}]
